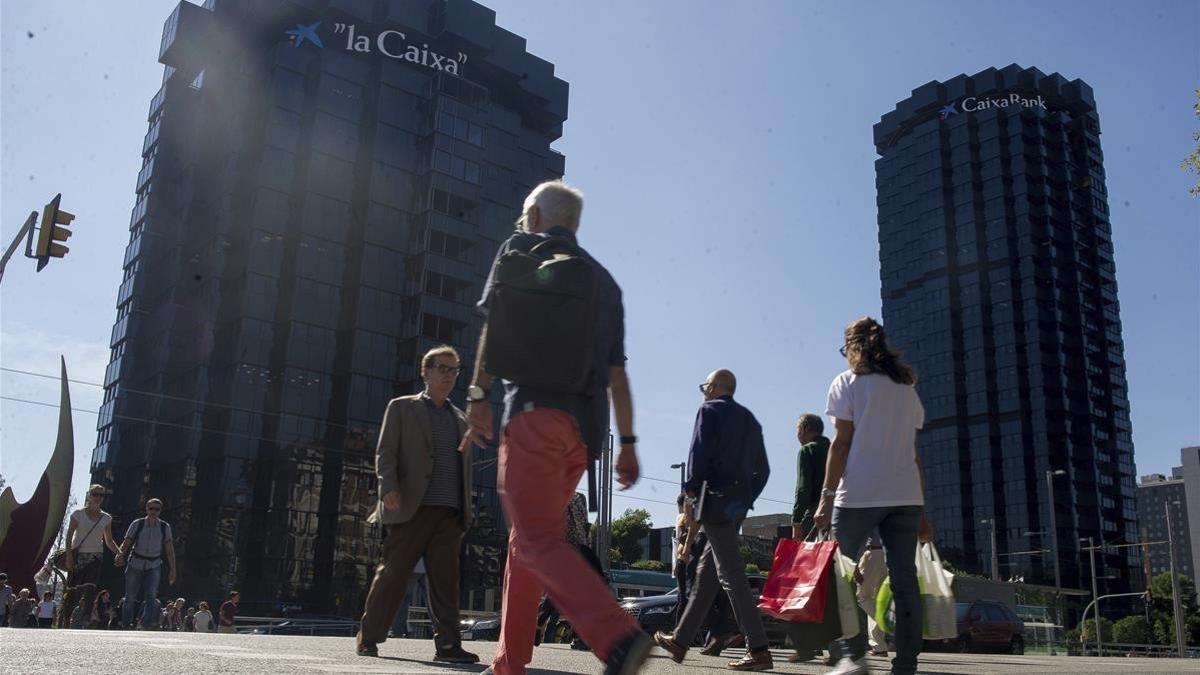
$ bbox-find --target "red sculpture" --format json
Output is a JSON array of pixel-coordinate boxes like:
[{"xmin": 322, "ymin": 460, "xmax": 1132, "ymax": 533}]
[{"xmin": 0, "ymin": 358, "xmax": 74, "ymax": 594}]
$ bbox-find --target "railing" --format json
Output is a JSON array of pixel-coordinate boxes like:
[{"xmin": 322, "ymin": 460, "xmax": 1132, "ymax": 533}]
[
  {"xmin": 234, "ymin": 615, "xmax": 359, "ymax": 636},
  {"xmin": 1070, "ymin": 642, "xmax": 1200, "ymax": 658}
]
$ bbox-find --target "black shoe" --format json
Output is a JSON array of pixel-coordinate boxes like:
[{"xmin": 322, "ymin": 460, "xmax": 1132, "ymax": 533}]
[
  {"xmin": 605, "ymin": 630, "xmax": 654, "ymax": 675},
  {"xmin": 434, "ymin": 645, "xmax": 480, "ymax": 663},
  {"xmin": 356, "ymin": 641, "xmax": 379, "ymax": 657}
]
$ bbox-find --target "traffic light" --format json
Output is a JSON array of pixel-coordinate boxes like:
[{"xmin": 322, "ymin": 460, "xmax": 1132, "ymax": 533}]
[{"xmin": 34, "ymin": 193, "xmax": 76, "ymax": 271}]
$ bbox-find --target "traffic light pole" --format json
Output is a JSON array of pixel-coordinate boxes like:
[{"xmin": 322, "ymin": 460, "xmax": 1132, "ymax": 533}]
[{"xmin": 0, "ymin": 211, "xmax": 38, "ymax": 285}]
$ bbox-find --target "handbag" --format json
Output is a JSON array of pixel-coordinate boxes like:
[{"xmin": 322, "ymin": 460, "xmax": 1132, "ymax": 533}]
[
  {"xmin": 757, "ymin": 532, "xmax": 838, "ymax": 622},
  {"xmin": 874, "ymin": 542, "xmax": 957, "ymax": 639},
  {"xmin": 832, "ymin": 548, "xmax": 862, "ymax": 639},
  {"xmin": 52, "ymin": 512, "xmax": 104, "ymax": 573}
]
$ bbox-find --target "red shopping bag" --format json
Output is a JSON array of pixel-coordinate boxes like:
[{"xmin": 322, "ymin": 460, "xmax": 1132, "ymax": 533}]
[{"xmin": 756, "ymin": 537, "xmax": 838, "ymax": 622}]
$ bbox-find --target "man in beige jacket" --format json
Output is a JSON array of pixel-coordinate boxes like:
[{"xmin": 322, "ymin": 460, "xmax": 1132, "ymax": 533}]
[{"xmin": 357, "ymin": 345, "xmax": 477, "ymax": 663}]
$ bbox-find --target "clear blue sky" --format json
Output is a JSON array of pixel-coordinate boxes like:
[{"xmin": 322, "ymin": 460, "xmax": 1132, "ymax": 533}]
[{"xmin": 2, "ymin": 1, "xmax": 1197, "ymax": 531}]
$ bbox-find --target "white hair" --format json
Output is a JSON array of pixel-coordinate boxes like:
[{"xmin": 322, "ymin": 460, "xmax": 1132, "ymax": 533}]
[{"xmin": 522, "ymin": 180, "xmax": 584, "ymax": 231}]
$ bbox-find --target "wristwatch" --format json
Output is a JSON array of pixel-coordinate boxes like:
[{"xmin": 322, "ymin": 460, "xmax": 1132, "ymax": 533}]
[{"xmin": 466, "ymin": 385, "xmax": 490, "ymax": 403}]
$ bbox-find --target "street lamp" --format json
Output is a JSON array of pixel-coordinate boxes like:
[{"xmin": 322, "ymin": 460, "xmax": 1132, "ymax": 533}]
[
  {"xmin": 1080, "ymin": 537, "xmax": 1102, "ymax": 656},
  {"xmin": 1046, "ymin": 469, "xmax": 1066, "ymax": 626},
  {"xmin": 1165, "ymin": 500, "xmax": 1186, "ymax": 658},
  {"xmin": 670, "ymin": 462, "xmax": 686, "ymax": 491},
  {"xmin": 980, "ymin": 518, "xmax": 999, "ymax": 582}
]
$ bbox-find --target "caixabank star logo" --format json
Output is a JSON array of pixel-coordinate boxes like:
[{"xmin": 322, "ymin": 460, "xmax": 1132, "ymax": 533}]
[{"xmin": 285, "ymin": 22, "xmax": 324, "ymax": 49}]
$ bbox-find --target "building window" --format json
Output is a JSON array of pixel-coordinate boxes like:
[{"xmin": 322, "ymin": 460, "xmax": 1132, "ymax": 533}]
[{"xmin": 420, "ymin": 313, "xmax": 465, "ymax": 342}]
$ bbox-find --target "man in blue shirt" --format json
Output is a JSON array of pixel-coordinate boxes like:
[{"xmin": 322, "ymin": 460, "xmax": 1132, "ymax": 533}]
[{"xmin": 654, "ymin": 369, "xmax": 772, "ymax": 671}]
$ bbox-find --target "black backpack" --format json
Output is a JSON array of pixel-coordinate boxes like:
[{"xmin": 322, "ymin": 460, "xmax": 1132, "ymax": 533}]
[{"xmin": 482, "ymin": 234, "xmax": 603, "ymax": 393}]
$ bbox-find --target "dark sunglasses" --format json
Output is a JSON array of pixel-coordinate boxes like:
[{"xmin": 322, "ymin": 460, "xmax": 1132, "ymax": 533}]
[
  {"xmin": 147, "ymin": 507, "xmax": 161, "ymax": 512},
  {"xmin": 427, "ymin": 364, "xmax": 461, "ymax": 375},
  {"xmin": 839, "ymin": 345, "xmax": 849, "ymax": 357},
  {"xmin": 89, "ymin": 492, "xmax": 106, "ymax": 498},
  {"xmin": 697, "ymin": 382, "xmax": 710, "ymax": 393}
]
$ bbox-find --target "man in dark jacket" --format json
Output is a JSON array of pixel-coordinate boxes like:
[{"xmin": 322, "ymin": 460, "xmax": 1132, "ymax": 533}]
[
  {"xmin": 653, "ymin": 369, "xmax": 772, "ymax": 671},
  {"xmin": 792, "ymin": 413, "xmax": 831, "ymax": 539}
]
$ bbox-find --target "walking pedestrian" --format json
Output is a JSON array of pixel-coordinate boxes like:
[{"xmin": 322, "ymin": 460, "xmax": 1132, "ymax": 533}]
[
  {"xmin": 652, "ymin": 369, "xmax": 773, "ymax": 671},
  {"xmin": 355, "ymin": 345, "xmax": 478, "ymax": 664},
  {"xmin": 785, "ymin": 412, "xmax": 838, "ymax": 664},
  {"xmin": 812, "ymin": 316, "xmax": 934, "ymax": 675},
  {"xmin": 536, "ymin": 492, "xmax": 605, "ymax": 646},
  {"xmin": 462, "ymin": 180, "xmax": 651, "ymax": 675},
  {"xmin": 672, "ymin": 493, "xmax": 701, "ymax": 622},
  {"xmin": 11, "ymin": 588, "xmax": 34, "ymax": 627},
  {"xmin": 60, "ymin": 484, "xmax": 122, "ymax": 628},
  {"xmin": 36, "ymin": 591, "xmax": 57, "ymax": 628},
  {"xmin": 218, "ymin": 591, "xmax": 239, "ymax": 633},
  {"xmin": 115, "ymin": 498, "xmax": 177, "ymax": 629},
  {"xmin": 791, "ymin": 414, "xmax": 831, "ymax": 539},
  {"xmin": 94, "ymin": 590, "xmax": 112, "ymax": 629},
  {"xmin": 194, "ymin": 601, "xmax": 215, "ymax": 633},
  {"xmin": 0, "ymin": 572, "xmax": 12, "ymax": 627}
]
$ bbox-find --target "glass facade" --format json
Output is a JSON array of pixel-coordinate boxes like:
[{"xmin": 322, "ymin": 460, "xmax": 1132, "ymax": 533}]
[
  {"xmin": 874, "ymin": 65, "xmax": 1138, "ymax": 593},
  {"xmin": 90, "ymin": 0, "xmax": 567, "ymax": 616},
  {"xmin": 1136, "ymin": 473, "xmax": 1193, "ymax": 580}
]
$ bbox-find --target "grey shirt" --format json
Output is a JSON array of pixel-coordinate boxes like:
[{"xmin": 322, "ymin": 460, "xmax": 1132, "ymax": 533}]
[
  {"xmin": 420, "ymin": 393, "xmax": 463, "ymax": 510},
  {"xmin": 124, "ymin": 518, "xmax": 173, "ymax": 570}
]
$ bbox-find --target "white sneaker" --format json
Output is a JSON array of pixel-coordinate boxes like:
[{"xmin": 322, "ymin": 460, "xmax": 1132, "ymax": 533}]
[{"xmin": 827, "ymin": 656, "xmax": 871, "ymax": 675}]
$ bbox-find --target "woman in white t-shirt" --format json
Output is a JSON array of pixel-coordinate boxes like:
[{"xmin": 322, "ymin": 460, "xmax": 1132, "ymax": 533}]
[
  {"xmin": 62, "ymin": 484, "xmax": 121, "ymax": 628},
  {"xmin": 36, "ymin": 592, "xmax": 57, "ymax": 628},
  {"xmin": 812, "ymin": 317, "xmax": 933, "ymax": 675},
  {"xmin": 193, "ymin": 601, "xmax": 214, "ymax": 633}
]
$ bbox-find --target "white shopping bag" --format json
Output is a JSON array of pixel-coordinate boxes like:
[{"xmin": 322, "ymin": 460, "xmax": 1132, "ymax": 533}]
[
  {"xmin": 833, "ymin": 551, "xmax": 861, "ymax": 639},
  {"xmin": 917, "ymin": 542, "xmax": 956, "ymax": 639}
]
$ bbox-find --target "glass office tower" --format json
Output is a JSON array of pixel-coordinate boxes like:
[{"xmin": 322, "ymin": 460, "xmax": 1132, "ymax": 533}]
[
  {"xmin": 874, "ymin": 65, "xmax": 1138, "ymax": 594},
  {"xmin": 90, "ymin": 0, "xmax": 567, "ymax": 615}
]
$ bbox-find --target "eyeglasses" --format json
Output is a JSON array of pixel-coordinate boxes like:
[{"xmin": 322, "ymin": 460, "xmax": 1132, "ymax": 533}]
[
  {"xmin": 147, "ymin": 507, "xmax": 161, "ymax": 512},
  {"xmin": 427, "ymin": 364, "xmax": 461, "ymax": 376},
  {"xmin": 89, "ymin": 492, "xmax": 105, "ymax": 498},
  {"xmin": 838, "ymin": 345, "xmax": 849, "ymax": 357},
  {"xmin": 697, "ymin": 382, "xmax": 711, "ymax": 394}
]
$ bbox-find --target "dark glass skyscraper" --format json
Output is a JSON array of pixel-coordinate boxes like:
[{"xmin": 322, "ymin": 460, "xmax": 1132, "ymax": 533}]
[
  {"xmin": 874, "ymin": 65, "xmax": 1138, "ymax": 594},
  {"xmin": 90, "ymin": 0, "xmax": 567, "ymax": 615}
]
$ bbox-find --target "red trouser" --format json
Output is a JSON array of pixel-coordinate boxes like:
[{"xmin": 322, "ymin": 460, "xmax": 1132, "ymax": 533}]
[{"xmin": 490, "ymin": 408, "xmax": 636, "ymax": 675}]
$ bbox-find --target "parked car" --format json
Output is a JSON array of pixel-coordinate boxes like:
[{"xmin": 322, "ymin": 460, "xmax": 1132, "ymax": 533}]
[
  {"xmin": 460, "ymin": 612, "xmax": 501, "ymax": 641},
  {"xmin": 926, "ymin": 600, "xmax": 1025, "ymax": 654},
  {"xmin": 620, "ymin": 588, "xmax": 680, "ymax": 636}
]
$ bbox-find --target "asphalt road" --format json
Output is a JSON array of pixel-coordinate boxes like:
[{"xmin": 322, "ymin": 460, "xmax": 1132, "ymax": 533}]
[{"xmin": 2, "ymin": 629, "xmax": 1197, "ymax": 674}]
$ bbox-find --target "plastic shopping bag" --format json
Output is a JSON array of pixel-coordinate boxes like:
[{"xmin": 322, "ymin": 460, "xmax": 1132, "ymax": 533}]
[
  {"xmin": 917, "ymin": 542, "xmax": 956, "ymax": 639},
  {"xmin": 833, "ymin": 550, "xmax": 861, "ymax": 639},
  {"xmin": 757, "ymin": 537, "xmax": 837, "ymax": 622},
  {"xmin": 875, "ymin": 542, "xmax": 957, "ymax": 639}
]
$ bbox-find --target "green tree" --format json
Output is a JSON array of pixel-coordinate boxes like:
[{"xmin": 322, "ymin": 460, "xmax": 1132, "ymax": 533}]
[
  {"xmin": 745, "ymin": 563, "xmax": 762, "ymax": 576},
  {"xmin": 1076, "ymin": 616, "xmax": 1113, "ymax": 644},
  {"xmin": 1182, "ymin": 88, "xmax": 1200, "ymax": 196},
  {"xmin": 611, "ymin": 508, "xmax": 652, "ymax": 564},
  {"xmin": 1112, "ymin": 615, "xmax": 1151, "ymax": 644},
  {"xmin": 630, "ymin": 559, "xmax": 666, "ymax": 572},
  {"xmin": 1148, "ymin": 572, "xmax": 1198, "ymax": 644}
]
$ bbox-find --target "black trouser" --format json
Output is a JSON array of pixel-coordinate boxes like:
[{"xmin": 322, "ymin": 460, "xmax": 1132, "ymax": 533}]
[{"xmin": 61, "ymin": 553, "xmax": 103, "ymax": 628}]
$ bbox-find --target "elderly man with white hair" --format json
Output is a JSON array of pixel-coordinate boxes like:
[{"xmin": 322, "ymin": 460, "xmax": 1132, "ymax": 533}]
[{"xmin": 462, "ymin": 180, "xmax": 650, "ymax": 675}]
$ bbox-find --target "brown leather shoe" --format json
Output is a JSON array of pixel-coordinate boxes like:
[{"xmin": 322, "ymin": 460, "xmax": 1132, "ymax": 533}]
[
  {"xmin": 433, "ymin": 645, "xmax": 480, "ymax": 663},
  {"xmin": 652, "ymin": 631, "xmax": 687, "ymax": 664},
  {"xmin": 728, "ymin": 648, "xmax": 773, "ymax": 671},
  {"xmin": 699, "ymin": 636, "xmax": 724, "ymax": 657}
]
